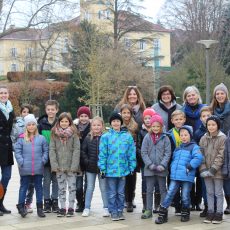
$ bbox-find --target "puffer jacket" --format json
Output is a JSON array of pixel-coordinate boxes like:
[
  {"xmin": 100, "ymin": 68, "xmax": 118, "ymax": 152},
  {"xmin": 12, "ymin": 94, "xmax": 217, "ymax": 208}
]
[
  {"xmin": 141, "ymin": 133, "xmax": 171, "ymax": 177},
  {"xmin": 222, "ymin": 131, "xmax": 230, "ymax": 177},
  {"xmin": 11, "ymin": 117, "xmax": 25, "ymax": 145},
  {"xmin": 49, "ymin": 134, "xmax": 80, "ymax": 172},
  {"xmin": 98, "ymin": 128, "xmax": 136, "ymax": 177},
  {"xmin": 199, "ymin": 131, "xmax": 226, "ymax": 179},
  {"xmin": 81, "ymin": 134, "xmax": 101, "ymax": 174},
  {"xmin": 14, "ymin": 134, "xmax": 49, "ymax": 176},
  {"xmin": 170, "ymin": 142, "xmax": 203, "ymax": 183}
]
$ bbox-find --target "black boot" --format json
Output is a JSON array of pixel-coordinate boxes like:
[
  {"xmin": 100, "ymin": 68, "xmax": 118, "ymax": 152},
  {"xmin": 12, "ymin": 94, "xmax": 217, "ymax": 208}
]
[
  {"xmin": 142, "ymin": 193, "xmax": 146, "ymax": 213},
  {"xmin": 126, "ymin": 202, "xmax": 133, "ymax": 212},
  {"xmin": 0, "ymin": 189, "xmax": 11, "ymax": 214},
  {"xmin": 16, "ymin": 203, "xmax": 27, "ymax": 218},
  {"xmin": 224, "ymin": 195, "xmax": 230, "ymax": 214},
  {"xmin": 200, "ymin": 205, "xmax": 208, "ymax": 217},
  {"xmin": 181, "ymin": 208, "xmax": 190, "ymax": 222},
  {"xmin": 51, "ymin": 199, "xmax": 59, "ymax": 213},
  {"xmin": 155, "ymin": 206, "xmax": 168, "ymax": 224},
  {"xmin": 153, "ymin": 192, "xmax": 161, "ymax": 213},
  {"xmin": 195, "ymin": 204, "xmax": 202, "ymax": 211},
  {"xmin": 75, "ymin": 191, "xmax": 84, "ymax": 212},
  {"xmin": 37, "ymin": 203, "xmax": 46, "ymax": 217},
  {"xmin": 43, "ymin": 199, "xmax": 52, "ymax": 213}
]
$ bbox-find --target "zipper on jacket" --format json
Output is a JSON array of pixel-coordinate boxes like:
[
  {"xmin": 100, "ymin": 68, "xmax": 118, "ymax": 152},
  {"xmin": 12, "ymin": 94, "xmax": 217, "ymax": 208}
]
[{"xmin": 32, "ymin": 137, "xmax": 35, "ymax": 176}]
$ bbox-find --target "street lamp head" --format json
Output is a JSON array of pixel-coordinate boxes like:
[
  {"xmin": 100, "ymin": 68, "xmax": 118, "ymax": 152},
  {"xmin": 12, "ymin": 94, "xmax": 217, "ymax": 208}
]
[{"xmin": 196, "ymin": 40, "xmax": 219, "ymax": 49}]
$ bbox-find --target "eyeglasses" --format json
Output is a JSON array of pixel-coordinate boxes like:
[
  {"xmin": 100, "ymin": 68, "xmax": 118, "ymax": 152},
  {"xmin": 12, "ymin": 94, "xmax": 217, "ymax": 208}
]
[{"xmin": 127, "ymin": 86, "xmax": 138, "ymax": 89}]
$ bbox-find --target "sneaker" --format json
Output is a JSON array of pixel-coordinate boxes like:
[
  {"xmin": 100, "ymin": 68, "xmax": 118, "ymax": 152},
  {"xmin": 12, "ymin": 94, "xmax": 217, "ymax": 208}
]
[
  {"xmin": 102, "ymin": 208, "xmax": 110, "ymax": 217},
  {"xmin": 111, "ymin": 213, "xmax": 119, "ymax": 221},
  {"xmin": 118, "ymin": 212, "xmax": 125, "ymax": 220},
  {"xmin": 141, "ymin": 210, "xmax": 153, "ymax": 219},
  {"xmin": 25, "ymin": 204, "xmax": 33, "ymax": 213},
  {"xmin": 82, "ymin": 208, "xmax": 90, "ymax": 217},
  {"xmin": 203, "ymin": 212, "xmax": 214, "ymax": 224},
  {"xmin": 57, "ymin": 208, "xmax": 66, "ymax": 217},
  {"xmin": 212, "ymin": 213, "xmax": 223, "ymax": 224},
  {"xmin": 66, "ymin": 208, "xmax": 74, "ymax": 217}
]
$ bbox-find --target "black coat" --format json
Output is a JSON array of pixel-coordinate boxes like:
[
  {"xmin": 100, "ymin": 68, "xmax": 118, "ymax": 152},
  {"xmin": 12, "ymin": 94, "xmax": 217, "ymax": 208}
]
[
  {"xmin": 0, "ymin": 110, "xmax": 14, "ymax": 166},
  {"xmin": 81, "ymin": 135, "xmax": 101, "ymax": 174}
]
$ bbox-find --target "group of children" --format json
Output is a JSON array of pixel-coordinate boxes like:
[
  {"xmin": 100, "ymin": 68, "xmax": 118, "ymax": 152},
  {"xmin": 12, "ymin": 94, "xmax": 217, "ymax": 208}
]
[{"xmin": 10, "ymin": 98, "xmax": 230, "ymax": 225}]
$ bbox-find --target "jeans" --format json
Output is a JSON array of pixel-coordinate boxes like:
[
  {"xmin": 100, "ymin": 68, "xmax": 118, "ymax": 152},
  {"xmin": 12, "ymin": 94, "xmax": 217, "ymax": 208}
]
[
  {"xmin": 162, "ymin": 180, "xmax": 193, "ymax": 209},
  {"xmin": 43, "ymin": 166, "xmax": 58, "ymax": 199},
  {"xmin": 201, "ymin": 177, "xmax": 207, "ymax": 205},
  {"xmin": 125, "ymin": 172, "xmax": 136, "ymax": 202},
  {"xmin": 1, "ymin": 165, "xmax": 12, "ymax": 189},
  {"xmin": 224, "ymin": 178, "xmax": 230, "ymax": 195},
  {"xmin": 18, "ymin": 175, "xmax": 43, "ymax": 204},
  {"xmin": 85, "ymin": 172, "xmax": 108, "ymax": 209},
  {"xmin": 26, "ymin": 177, "xmax": 34, "ymax": 205},
  {"xmin": 107, "ymin": 177, "xmax": 125, "ymax": 214}
]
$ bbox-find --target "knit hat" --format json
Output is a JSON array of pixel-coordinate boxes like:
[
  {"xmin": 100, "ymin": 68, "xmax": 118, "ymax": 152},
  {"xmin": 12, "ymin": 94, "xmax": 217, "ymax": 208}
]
[
  {"xmin": 143, "ymin": 108, "xmax": 156, "ymax": 118},
  {"xmin": 206, "ymin": 115, "xmax": 221, "ymax": 130},
  {"xmin": 150, "ymin": 114, "xmax": 163, "ymax": 126},
  {"xmin": 24, "ymin": 114, "xmax": 37, "ymax": 127},
  {"xmin": 179, "ymin": 125, "xmax": 193, "ymax": 138},
  {"xmin": 213, "ymin": 83, "xmax": 229, "ymax": 99},
  {"xmin": 109, "ymin": 112, "xmax": 123, "ymax": 125},
  {"xmin": 77, "ymin": 106, "xmax": 91, "ymax": 118}
]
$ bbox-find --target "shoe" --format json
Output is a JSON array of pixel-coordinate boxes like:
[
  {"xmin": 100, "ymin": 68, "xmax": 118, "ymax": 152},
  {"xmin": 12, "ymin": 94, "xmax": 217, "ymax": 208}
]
[
  {"xmin": 132, "ymin": 201, "xmax": 136, "ymax": 209},
  {"xmin": 126, "ymin": 202, "xmax": 133, "ymax": 212},
  {"xmin": 190, "ymin": 204, "xmax": 195, "ymax": 211},
  {"xmin": 111, "ymin": 213, "xmax": 119, "ymax": 221},
  {"xmin": 118, "ymin": 212, "xmax": 125, "ymax": 220},
  {"xmin": 16, "ymin": 203, "xmax": 27, "ymax": 218},
  {"xmin": 153, "ymin": 192, "xmax": 160, "ymax": 213},
  {"xmin": 52, "ymin": 199, "xmax": 59, "ymax": 213},
  {"xmin": 203, "ymin": 212, "xmax": 214, "ymax": 224},
  {"xmin": 195, "ymin": 204, "xmax": 202, "ymax": 211},
  {"xmin": 37, "ymin": 203, "xmax": 46, "ymax": 218},
  {"xmin": 141, "ymin": 210, "xmax": 152, "ymax": 219},
  {"xmin": 25, "ymin": 203, "xmax": 33, "ymax": 213},
  {"xmin": 0, "ymin": 210, "xmax": 3, "ymax": 216},
  {"xmin": 82, "ymin": 208, "xmax": 90, "ymax": 217},
  {"xmin": 57, "ymin": 208, "xmax": 66, "ymax": 217},
  {"xmin": 102, "ymin": 208, "xmax": 110, "ymax": 217},
  {"xmin": 0, "ymin": 189, "xmax": 11, "ymax": 214},
  {"xmin": 200, "ymin": 205, "xmax": 208, "ymax": 217},
  {"xmin": 66, "ymin": 208, "xmax": 74, "ymax": 217},
  {"xmin": 224, "ymin": 195, "xmax": 230, "ymax": 214},
  {"xmin": 212, "ymin": 212, "xmax": 223, "ymax": 224},
  {"xmin": 142, "ymin": 193, "xmax": 146, "ymax": 214},
  {"xmin": 175, "ymin": 207, "xmax": 181, "ymax": 216},
  {"xmin": 75, "ymin": 204, "xmax": 84, "ymax": 213},
  {"xmin": 181, "ymin": 208, "xmax": 190, "ymax": 222},
  {"xmin": 43, "ymin": 199, "xmax": 52, "ymax": 213},
  {"xmin": 155, "ymin": 206, "xmax": 168, "ymax": 224}
]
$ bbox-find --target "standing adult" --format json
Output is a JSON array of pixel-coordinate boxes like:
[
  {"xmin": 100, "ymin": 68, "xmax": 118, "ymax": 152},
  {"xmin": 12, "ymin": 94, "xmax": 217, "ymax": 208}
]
[
  {"xmin": 182, "ymin": 85, "xmax": 205, "ymax": 211},
  {"xmin": 115, "ymin": 86, "xmax": 146, "ymax": 211},
  {"xmin": 210, "ymin": 83, "xmax": 230, "ymax": 214},
  {"xmin": 0, "ymin": 86, "xmax": 14, "ymax": 215},
  {"xmin": 152, "ymin": 85, "xmax": 182, "ymax": 132}
]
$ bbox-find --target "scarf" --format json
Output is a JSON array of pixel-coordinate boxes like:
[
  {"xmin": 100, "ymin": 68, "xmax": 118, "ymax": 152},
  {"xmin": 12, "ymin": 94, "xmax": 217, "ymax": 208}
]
[
  {"xmin": 158, "ymin": 100, "xmax": 177, "ymax": 130},
  {"xmin": 214, "ymin": 101, "xmax": 230, "ymax": 120},
  {"xmin": 0, "ymin": 100, "xmax": 13, "ymax": 120},
  {"xmin": 172, "ymin": 128, "xmax": 182, "ymax": 147},
  {"xmin": 55, "ymin": 126, "xmax": 74, "ymax": 144},
  {"xmin": 184, "ymin": 103, "xmax": 203, "ymax": 119},
  {"xmin": 132, "ymin": 104, "xmax": 140, "ymax": 115},
  {"xmin": 151, "ymin": 133, "xmax": 161, "ymax": 144},
  {"xmin": 78, "ymin": 122, "xmax": 89, "ymax": 132}
]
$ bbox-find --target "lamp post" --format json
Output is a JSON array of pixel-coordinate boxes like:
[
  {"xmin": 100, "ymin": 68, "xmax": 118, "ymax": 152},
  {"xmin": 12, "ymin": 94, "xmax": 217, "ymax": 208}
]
[
  {"xmin": 196, "ymin": 40, "xmax": 219, "ymax": 104},
  {"xmin": 45, "ymin": 78, "xmax": 55, "ymax": 100}
]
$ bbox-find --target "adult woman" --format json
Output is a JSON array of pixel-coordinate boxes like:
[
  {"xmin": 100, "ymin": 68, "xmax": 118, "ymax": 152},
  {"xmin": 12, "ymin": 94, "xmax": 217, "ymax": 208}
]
[
  {"xmin": 210, "ymin": 83, "xmax": 230, "ymax": 214},
  {"xmin": 182, "ymin": 85, "xmax": 205, "ymax": 211},
  {"xmin": 152, "ymin": 85, "xmax": 182, "ymax": 131},
  {"xmin": 0, "ymin": 86, "xmax": 14, "ymax": 215},
  {"xmin": 115, "ymin": 86, "xmax": 146, "ymax": 212}
]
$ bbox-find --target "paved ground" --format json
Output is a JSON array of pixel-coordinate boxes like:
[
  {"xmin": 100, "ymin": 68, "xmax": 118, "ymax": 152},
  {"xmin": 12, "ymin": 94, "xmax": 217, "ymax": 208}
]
[{"xmin": 2, "ymin": 165, "xmax": 230, "ymax": 230}]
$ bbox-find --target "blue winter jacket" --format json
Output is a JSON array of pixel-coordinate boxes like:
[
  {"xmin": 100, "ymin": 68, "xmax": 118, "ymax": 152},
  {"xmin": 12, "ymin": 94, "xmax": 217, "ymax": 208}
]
[
  {"xmin": 14, "ymin": 134, "xmax": 49, "ymax": 176},
  {"xmin": 98, "ymin": 128, "xmax": 136, "ymax": 177},
  {"xmin": 170, "ymin": 142, "xmax": 203, "ymax": 183}
]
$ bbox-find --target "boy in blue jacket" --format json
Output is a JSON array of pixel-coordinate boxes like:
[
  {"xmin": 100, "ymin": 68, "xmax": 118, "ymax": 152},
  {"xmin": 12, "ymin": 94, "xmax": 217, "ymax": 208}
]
[
  {"xmin": 155, "ymin": 125, "xmax": 203, "ymax": 224},
  {"xmin": 98, "ymin": 112, "xmax": 136, "ymax": 221}
]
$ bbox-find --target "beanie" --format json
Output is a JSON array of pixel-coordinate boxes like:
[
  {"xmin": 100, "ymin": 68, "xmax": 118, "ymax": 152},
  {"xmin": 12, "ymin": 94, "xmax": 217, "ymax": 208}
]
[
  {"xmin": 179, "ymin": 125, "xmax": 193, "ymax": 138},
  {"xmin": 77, "ymin": 106, "xmax": 91, "ymax": 118},
  {"xmin": 214, "ymin": 83, "xmax": 229, "ymax": 99},
  {"xmin": 24, "ymin": 114, "xmax": 37, "ymax": 127},
  {"xmin": 143, "ymin": 108, "xmax": 156, "ymax": 118},
  {"xmin": 109, "ymin": 112, "xmax": 123, "ymax": 125},
  {"xmin": 150, "ymin": 114, "xmax": 164, "ymax": 126},
  {"xmin": 206, "ymin": 115, "xmax": 221, "ymax": 130}
]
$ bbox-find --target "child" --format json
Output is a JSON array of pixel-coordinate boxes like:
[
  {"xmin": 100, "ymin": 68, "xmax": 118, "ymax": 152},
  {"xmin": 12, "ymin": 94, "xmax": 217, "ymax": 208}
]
[
  {"xmin": 38, "ymin": 100, "xmax": 59, "ymax": 213},
  {"xmin": 11, "ymin": 104, "xmax": 34, "ymax": 213},
  {"xmin": 74, "ymin": 106, "xmax": 91, "ymax": 212},
  {"xmin": 141, "ymin": 114, "xmax": 171, "ymax": 219},
  {"xmin": 200, "ymin": 115, "xmax": 226, "ymax": 224},
  {"xmin": 81, "ymin": 116, "xmax": 109, "ymax": 217},
  {"xmin": 137, "ymin": 108, "xmax": 156, "ymax": 213},
  {"xmin": 120, "ymin": 104, "xmax": 138, "ymax": 212},
  {"xmin": 98, "ymin": 112, "xmax": 136, "ymax": 221},
  {"xmin": 155, "ymin": 125, "xmax": 203, "ymax": 224},
  {"xmin": 49, "ymin": 112, "xmax": 80, "ymax": 217},
  {"xmin": 194, "ymin": 106, "xmax": 212, "ymax": 217},
  {"xmin": 14, "ymin": 114, "xmax": 48, "ymax": 218}
]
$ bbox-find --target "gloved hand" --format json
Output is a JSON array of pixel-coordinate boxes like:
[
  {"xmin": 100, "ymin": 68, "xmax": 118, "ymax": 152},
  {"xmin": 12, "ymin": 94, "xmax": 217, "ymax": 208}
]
[
  {"xmin": 200, "ymin": 170, "xmax": 214, "ymax": 178},
  {"xmin": 156, "ymin": 165, "xmax": 165, "ymax": 172},
  {"xmin": 186, "ymin": 163, "xmax": 193, "ymax": 174},
  {"xmin": 100, "ymin": 171, "xmax": 105, "ymax": 179},
  {"xmin": 149, "ymin": 164, "xmax": 157, "ymax": 171}
]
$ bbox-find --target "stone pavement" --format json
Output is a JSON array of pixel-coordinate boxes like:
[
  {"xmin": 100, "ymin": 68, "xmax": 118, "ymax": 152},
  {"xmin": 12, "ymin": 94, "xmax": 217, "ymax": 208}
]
[{"xmin": 2, "ymin": 165, "xmax": 230, "ymax": 230}]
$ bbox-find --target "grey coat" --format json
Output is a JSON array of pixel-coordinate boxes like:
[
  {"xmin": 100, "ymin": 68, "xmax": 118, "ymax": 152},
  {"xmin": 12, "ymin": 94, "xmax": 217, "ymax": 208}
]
[
  {"xmin": 141, "ymin": 133, "xmax": 171, "ymax": 177},
  {"xmin": 14, "ymin": 134, "xmax": 49, "ymax": 176},
  {"xmin": 49, "ymin": 134, "xmax": 80, "ymax": 172}
]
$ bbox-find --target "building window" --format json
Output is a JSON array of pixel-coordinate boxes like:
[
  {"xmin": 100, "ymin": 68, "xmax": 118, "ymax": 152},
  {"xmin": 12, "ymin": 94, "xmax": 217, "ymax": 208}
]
[
  {"xmin": 25, "ymin": 63, "xmax": 32, "ymax": 71},
  {"xmin": 124, "ymin": 38, "xmax": 131, "ymax": 48},
  {"xmin": 98, "ymin": 10, "xmax": 110, "ymax": 19},
  {"xmin": 139, "ymin": 40, "xmax": 146, "ymax": 50},
  {"xmin": 26, "ymin": 48, "xmax": 32, "ymax": 58},
  {"xmin": 62, "ymin": 38, "xmax": 69, "ymax": 53},
  {"xmin": 153, "ymin": 39, "xmax": 160, "ymax": 55},
  {"xmin": 11, "ymin": 48, "xmax": 17, "ymax": 58},
  {"xmin": 11, "ymin": 63, "xmax": 17, "ymax": 71}
]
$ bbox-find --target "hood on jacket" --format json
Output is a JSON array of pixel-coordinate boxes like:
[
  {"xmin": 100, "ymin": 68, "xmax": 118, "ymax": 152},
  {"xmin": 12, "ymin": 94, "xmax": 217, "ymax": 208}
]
[{"xmin": 15, "ymin": 117, "xmax": 25, "ymax": 127}]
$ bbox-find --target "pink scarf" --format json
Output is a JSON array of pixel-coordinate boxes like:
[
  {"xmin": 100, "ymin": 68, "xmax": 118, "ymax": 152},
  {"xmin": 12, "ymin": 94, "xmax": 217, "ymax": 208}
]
[
  {"xmin": 55, "ymin": 126, "xmax": 74, "ymax": 144},
  {"xmin": 151, "ymin": 133, "xmax": 160, "ymax": 144}
]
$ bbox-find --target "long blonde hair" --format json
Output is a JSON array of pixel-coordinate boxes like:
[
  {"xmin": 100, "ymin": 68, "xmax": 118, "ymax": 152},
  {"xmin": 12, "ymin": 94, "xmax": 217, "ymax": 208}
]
[
  {"xmin": 24, "ymin": 126, "xmax": 39, "ymax": 142},
  {"xmin": 89, "ymin": 116, "xmax": 104, "ymax": 139}
]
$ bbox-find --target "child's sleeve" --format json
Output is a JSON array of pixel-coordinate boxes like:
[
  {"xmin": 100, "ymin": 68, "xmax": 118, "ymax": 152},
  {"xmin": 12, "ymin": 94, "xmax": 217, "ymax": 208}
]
[
  {"xmin": 10, "ymin": 123, "xmax": 18, "ymax": 145},
  {"xmin": 42, "ymin": 137, "xmax": 49, "ymax": 165},
  {"xmin": 81, "ymin": 137, "xmax": 89, "ymax": 169},
  {"xmin": 71, "ymin": 135, "xmax": 80, "ymax": 172},
  {"xmin": 199, "ymin": 136, "xmax": 207, "ymax": 172},
  {"xmin": 127, "ymin": 135, "xmax": 136, "ymax": 172},
  {"xmin": 141, "ymin": 135, "xmax": 152, "ymax": 167},
  {"xmin": 14, "ymin": 138, "xmax": 24, "ymax": 167},
  {"xmin": 49, "ymin": 138, "xmax": 59, "ymax": 172},
  {"xmin": 98, "ymin": 134, "xmax": 108, "ymax": 173},
  {"xmin": 190, "ymin": 145, "xmax": 203, "ymax": 169},
  {"xmin": 159, "ymin": 136, "xmax": 171, "ymax": 169}
]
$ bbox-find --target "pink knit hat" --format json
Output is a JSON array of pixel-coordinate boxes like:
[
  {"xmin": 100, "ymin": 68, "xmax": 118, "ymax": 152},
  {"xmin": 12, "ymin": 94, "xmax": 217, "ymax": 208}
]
[
  {"xmin": 150, "ymin": 114, "xmax": 164, "ymax": 126},
  {"xmin": 77, "ymin": 106, "xmax": 91, "ymax": 118},
  {"xmin": 143, "ymin": 108, "xmax": 156, "ymax": 118}
]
